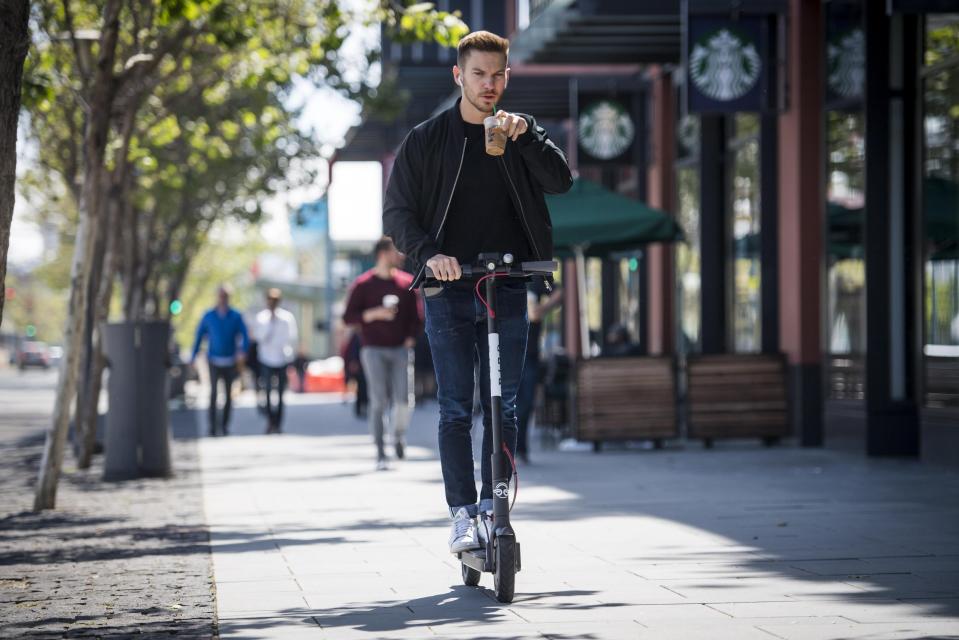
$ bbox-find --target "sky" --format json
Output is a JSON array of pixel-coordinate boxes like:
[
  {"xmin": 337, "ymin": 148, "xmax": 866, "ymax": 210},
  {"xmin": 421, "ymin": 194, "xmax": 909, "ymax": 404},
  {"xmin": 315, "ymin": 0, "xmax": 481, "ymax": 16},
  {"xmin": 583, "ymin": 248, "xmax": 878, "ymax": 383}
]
[{"xmin": 258, "ymin": 79, "xmax": 384, "ymax": 247}]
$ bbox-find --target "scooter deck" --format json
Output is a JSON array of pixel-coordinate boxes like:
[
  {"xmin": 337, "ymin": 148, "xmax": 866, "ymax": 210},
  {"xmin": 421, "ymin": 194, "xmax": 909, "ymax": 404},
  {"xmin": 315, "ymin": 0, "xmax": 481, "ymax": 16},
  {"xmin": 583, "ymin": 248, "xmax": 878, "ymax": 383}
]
[
  {"xmin": 458, "ymin": 548, "xmax": 488, "ymax": 573},
  {"xmin": 458, "ymin": 542, "xmax": 521, "ymax": 574}
]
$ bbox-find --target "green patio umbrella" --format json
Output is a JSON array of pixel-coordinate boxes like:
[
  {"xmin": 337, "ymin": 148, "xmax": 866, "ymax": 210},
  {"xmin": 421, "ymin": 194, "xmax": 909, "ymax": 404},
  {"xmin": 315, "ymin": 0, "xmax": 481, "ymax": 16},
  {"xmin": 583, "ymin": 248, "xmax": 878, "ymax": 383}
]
[
  {"xmin": 545, "ymin": 179, "xmax": 683, "ymax": 256},
  {"xmin": 543, "ymin": 179, "xmax": 682, "ymax": 358}
]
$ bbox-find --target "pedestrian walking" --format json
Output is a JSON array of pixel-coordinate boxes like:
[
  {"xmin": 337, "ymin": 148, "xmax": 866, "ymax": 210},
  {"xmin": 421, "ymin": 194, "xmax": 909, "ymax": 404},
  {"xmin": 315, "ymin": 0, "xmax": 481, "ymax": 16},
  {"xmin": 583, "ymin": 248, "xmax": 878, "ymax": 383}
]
[
  {"xmin": 343, "ymin": 238, "xmax": 423, "ymax": 471},
  {"xmin": 515, "ymin": 280, "xmax": 563, "ymax": 464},
  {"xmin": 253, "ymin": 288, "xmax": 298, "ymax": 434},
  {"xmin": 341, "ymin": 329, "xmax": 368, "ymax": 418},
  {"xmin": 382, "ymin": 30, "xmax": 571, "ymax": 552},
  {"xmin": 191, "ymin": 285, "xmax": 250, "ymax": 436}
]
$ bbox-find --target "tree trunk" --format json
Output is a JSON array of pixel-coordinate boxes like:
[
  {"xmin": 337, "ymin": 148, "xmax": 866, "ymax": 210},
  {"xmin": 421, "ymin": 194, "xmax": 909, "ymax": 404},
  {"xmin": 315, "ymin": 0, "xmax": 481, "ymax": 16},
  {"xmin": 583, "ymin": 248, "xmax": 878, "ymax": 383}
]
[
  {"xmin": 74, "ymin": 171, "xmax": 110, "ymax": 461},
  {"xmin": 0, "ymin": 0, "xmax": 30, "ymax": 326},
  {"xmin": 79, "ymin": 137, "xmax": 132, "ymax": 469},
  {"xmin": 34, "ymin": 0, "xmax": 123, "ymax": 511}
]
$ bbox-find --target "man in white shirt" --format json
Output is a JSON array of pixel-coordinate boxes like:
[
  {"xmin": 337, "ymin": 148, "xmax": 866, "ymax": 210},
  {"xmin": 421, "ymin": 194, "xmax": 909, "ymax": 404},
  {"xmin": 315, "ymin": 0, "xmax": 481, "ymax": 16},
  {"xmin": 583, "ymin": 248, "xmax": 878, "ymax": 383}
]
[{"xmin": 254, "ymin": 288, "xmax": 299, "ymax": 434}]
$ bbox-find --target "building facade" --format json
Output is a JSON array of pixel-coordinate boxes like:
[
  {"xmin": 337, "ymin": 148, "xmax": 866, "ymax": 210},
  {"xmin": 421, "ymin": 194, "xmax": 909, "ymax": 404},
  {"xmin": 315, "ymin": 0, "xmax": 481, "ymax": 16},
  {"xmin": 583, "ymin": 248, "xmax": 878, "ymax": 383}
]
[{"xmin": 335, "ymin": 0, "xmax": 959, "ymax": 466}]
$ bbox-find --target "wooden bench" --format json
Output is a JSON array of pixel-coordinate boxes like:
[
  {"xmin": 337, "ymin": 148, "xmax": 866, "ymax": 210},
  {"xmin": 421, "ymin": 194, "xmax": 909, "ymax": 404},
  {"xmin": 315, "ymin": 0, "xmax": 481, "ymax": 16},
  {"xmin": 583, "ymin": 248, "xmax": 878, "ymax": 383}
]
[
  {"xmin": 828, "ymin": 355, "xmax": 865, "ymax": 400},
  {"xmin": 574, "ymin": 356, "xmax": 678, "ymax": 449},
  {"xmin": 925, "ymin": 356, "xmax": 959, "ymax": 408},
  {"xmin": 687, "ymin": 353, "xmax": 789, "ymax": 447}
]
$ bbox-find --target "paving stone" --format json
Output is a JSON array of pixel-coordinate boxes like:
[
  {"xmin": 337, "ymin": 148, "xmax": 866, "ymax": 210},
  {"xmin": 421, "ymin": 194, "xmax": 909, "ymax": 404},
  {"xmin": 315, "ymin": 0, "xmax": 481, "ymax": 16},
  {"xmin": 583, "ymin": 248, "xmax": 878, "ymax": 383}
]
[
  {"xmin": 756, "ymin": 621, "xmax": 959, "ymax": 640},
  {"xmin": 0, "ymin": 372, "xmax": 215, "ymax": 639}
]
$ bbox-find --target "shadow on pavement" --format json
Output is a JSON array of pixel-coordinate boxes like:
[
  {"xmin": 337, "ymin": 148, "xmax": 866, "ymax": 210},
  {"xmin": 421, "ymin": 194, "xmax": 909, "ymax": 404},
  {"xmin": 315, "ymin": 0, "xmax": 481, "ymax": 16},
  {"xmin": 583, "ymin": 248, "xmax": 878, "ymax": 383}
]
[
  {"xmin": 192, "ymin": 395, "xmax": 959, "ymax": 625},
  {"xmin": 218, "ymin": 588, "xmax": 610, "ymax": 638}
]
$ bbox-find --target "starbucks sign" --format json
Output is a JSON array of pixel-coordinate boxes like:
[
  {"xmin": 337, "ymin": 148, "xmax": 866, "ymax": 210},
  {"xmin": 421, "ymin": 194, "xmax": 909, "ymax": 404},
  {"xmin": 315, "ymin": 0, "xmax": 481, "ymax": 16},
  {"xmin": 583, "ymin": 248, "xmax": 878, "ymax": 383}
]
[
  {"xmin": 577, "ymin": 99, "xmax": 635, "ymax": 162},
  {"xmin": 690, "ymin": 28, "xmax": 761, "ymax": 101},
  {"xmin": 827, "ymin": 28, "xmax": 864, "ymax": 99},
  {"xmin": 686, "ymin": 16, "xmax": 770, "ymax": 113}
]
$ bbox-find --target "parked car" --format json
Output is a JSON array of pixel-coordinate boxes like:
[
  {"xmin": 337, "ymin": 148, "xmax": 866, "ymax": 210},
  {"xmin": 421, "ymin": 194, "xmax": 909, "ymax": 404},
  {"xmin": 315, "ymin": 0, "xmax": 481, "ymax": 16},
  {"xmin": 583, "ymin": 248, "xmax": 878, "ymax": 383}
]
[{"xmin": 17, "ymin": 341, "xmax": 51, "ymax": 370}]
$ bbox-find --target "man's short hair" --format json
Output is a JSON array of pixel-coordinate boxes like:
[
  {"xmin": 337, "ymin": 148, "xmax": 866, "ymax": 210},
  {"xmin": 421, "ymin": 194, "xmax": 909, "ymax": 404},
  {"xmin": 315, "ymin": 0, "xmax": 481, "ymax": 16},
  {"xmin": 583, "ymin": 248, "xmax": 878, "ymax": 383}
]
[
  {"xmin": 456, "ymin": 30, "xmax": 509, "ymax": 67},
  {"xmin": 217, "ymin": 283, "xmax": 233, "ymax": 297},
  {"xmin": 374, "ymin": 237, "xmax": 395, "ymax": 257}
]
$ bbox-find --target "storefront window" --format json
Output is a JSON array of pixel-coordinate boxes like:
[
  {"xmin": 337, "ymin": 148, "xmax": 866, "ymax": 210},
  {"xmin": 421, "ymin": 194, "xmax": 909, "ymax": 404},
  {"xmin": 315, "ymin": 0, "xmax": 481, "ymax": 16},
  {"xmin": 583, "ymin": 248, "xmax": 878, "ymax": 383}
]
[
  {"xmin": 677, "ymin": 165, "xmax": 701, "ymax": 353},
  {"xmin": 586, "ymin": 256, "xmax": 602, "ymax": 354},
  {"xmin": 826, "ymin": 110, "xmax": 866, "ymax": 399},
  {"xmin": 617, "ymin": 255, "xmax": 641, "ymax": 347},
  {"xmin": 729, "ymin": 113, "xmax": 761, "ymax": 352},
  {"xmin": 923, "ymin": 14, "xmax": 959, "ymax": 408}
]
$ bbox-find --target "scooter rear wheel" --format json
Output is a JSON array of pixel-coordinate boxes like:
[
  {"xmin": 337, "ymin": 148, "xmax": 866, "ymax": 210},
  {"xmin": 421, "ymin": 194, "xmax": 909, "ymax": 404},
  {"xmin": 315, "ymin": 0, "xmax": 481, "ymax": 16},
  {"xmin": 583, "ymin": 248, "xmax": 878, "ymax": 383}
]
[
  {"xmin": 461, "ymin": 562, "xmax": 481, "ymax": 586},
  {"xmin": 493, "ymin": 537, "xmax": 516, "ymax": 603}
]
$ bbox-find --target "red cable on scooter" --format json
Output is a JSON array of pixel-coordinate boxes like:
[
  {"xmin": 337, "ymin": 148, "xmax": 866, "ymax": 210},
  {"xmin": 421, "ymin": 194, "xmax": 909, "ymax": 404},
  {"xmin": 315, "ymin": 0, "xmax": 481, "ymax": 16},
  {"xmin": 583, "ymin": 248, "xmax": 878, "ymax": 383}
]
[{"xmin": 475, "ymin": 273, "xmax": 506, "ymax": 318}]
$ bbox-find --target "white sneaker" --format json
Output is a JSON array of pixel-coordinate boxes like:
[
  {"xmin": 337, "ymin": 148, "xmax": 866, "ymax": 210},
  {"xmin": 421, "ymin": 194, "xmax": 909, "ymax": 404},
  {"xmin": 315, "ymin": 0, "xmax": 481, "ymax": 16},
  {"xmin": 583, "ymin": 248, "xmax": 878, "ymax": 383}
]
[
  {"xmin": 376, "ymin": 458, "xmax": 389, "ymax": 471},
  {"xmin": 477, "ymin": 511, "xmax": 494, "ymax": 546},
  {"xmin": 448, "ymin": 507, "xmax": 480, "ymax": 553}
]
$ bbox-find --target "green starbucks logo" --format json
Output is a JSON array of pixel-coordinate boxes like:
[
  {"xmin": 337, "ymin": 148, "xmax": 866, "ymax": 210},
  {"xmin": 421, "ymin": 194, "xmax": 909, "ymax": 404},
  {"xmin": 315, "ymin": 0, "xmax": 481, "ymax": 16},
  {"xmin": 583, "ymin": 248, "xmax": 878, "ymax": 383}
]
[
  {"xmin": 578, "ymin": 100, "xmax": 634, "ymax": 160},
  {"xmin": 690, "ymin": 28, "xmax": 761, "ymax": 101},
  {"xmin": 828, "ymin": 28, "xmax": 864, "ymax": 98}
]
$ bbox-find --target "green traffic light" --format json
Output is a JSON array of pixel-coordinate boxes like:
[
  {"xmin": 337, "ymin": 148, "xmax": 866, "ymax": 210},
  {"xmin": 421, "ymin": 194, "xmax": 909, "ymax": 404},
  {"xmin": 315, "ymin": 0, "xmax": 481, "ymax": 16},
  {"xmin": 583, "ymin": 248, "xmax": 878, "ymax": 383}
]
[
  {"xmin": 25, "ymin": 324, "xmax": 36, "ymax": 338},
  {"xmin": 169, "ymin": 300, "xmax": 183, "ymax": 316},
  {"xmin": 628, "ymin": 257, "xmax": 639, "ymax": 272}
]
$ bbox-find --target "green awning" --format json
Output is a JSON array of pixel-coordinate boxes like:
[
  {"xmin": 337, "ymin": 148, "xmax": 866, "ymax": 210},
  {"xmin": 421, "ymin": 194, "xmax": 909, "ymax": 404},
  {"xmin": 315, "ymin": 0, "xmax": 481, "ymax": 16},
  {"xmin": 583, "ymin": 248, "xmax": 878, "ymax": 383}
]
[{"xmin": 545, "ymin": 179, "xmax": 683, "ymax": 257}]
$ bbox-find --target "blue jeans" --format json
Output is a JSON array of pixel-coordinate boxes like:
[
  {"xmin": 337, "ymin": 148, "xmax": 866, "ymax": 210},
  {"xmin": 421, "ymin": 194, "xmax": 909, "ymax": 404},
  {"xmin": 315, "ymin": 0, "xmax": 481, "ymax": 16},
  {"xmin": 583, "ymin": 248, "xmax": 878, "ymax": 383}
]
[{"xmin": 424, "ymin": 282, "xmax": 528, "ymax": 516}]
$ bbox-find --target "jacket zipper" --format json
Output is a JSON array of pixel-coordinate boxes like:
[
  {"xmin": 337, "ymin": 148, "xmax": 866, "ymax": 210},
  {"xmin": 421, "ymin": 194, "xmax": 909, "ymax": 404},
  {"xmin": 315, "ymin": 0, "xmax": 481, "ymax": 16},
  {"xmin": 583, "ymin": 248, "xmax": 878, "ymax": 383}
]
[
  {"xmin": 499, "ymin": 156, "xmax": 542, "ymax": 260},
  {"xmin": 413, "ymin": 137, "xmax": 467, "ymax": 288}
]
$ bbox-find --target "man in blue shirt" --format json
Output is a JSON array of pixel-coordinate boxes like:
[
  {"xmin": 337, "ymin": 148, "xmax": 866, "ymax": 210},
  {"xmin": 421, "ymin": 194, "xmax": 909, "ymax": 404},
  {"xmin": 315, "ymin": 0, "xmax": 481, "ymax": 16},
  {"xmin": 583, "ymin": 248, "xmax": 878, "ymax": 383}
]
[{"xmin": 191, "ymin": 285, "xmax": 249, "ymax": 436}]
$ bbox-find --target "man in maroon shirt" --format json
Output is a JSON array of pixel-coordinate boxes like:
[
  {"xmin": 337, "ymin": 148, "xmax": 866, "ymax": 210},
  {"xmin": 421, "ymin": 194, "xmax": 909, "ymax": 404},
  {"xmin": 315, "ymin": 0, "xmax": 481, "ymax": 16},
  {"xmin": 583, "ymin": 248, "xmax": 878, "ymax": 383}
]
[{"xmin": 343, "ymin": 238, "xmax": 424, "ymax": 470}]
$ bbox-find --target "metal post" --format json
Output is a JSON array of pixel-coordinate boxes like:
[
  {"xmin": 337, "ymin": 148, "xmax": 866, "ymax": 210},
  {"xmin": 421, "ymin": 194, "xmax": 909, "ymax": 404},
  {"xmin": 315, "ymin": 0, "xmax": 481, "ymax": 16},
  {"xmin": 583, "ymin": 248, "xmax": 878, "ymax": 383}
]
[{"xmin": 575, "ymin": 245, "xmax": 590, "ymax": 359}]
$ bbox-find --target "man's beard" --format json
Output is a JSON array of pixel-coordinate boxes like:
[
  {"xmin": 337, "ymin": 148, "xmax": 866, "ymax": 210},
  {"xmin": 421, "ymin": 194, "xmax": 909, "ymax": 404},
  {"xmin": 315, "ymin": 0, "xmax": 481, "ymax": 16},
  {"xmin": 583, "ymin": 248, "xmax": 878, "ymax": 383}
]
[{"xmin": 466, "ymin": 87, "xmax": 500, "ymax": 115}]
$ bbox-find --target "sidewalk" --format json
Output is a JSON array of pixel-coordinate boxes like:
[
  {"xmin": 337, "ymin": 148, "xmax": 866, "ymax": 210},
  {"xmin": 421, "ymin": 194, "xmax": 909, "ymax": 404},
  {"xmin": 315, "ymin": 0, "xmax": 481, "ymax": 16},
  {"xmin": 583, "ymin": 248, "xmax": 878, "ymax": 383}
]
[
  {"xmin": 0, "ymin": 370, "xmax": 215, "ymax": 638},
  {"xmin": 202, "ymin": 395, "xmax": 959, "ymax": 639}
]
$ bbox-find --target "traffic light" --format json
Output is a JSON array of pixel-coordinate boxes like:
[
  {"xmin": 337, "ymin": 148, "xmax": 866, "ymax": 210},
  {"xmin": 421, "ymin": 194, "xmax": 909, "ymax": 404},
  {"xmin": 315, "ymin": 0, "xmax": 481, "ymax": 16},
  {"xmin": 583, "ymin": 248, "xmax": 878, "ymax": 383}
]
[
  {"xmin": 169, "ymin": 299, "xmax": 183, "ymax": 316},
  {"xmin": 25, "ymin": 324, "xmax": 36, "ymax": 338}
]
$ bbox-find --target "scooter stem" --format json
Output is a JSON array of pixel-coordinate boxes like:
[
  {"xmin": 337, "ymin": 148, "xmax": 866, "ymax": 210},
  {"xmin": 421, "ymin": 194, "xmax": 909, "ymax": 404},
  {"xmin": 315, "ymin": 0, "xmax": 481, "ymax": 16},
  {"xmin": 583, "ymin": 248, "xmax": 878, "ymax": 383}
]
[{"xmin": 486, "ymin": 276, "xmax": 511, "ymax": 525}]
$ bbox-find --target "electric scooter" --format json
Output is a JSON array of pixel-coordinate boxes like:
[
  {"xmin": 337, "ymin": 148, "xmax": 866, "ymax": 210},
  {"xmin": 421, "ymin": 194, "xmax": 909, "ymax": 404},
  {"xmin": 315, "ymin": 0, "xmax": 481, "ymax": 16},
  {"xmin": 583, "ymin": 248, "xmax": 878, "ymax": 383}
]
[{"xmin": 426, "ymin": 252, "xmax": 558, "ymax": 604}]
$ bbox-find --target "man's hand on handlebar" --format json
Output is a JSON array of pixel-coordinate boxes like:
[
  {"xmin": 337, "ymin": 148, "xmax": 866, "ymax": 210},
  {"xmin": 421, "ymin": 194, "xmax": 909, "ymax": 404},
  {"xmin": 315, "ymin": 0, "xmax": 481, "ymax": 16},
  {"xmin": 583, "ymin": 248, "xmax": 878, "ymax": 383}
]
[{"xmin": 426, "ymin": 254, "xmax": 462, "ymax": 281}]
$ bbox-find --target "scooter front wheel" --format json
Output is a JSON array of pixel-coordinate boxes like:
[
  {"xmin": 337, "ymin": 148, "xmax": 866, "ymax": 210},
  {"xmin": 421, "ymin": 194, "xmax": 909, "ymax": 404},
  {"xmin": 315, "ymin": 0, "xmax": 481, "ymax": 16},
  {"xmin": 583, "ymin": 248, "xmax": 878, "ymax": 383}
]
[
  {"xmin": 493, "ymin": 537, "xmax": 516, "ymax": 603},
  {"xmin": 461, "ymin": 562, "xmax": 481, "ymax": 586}
]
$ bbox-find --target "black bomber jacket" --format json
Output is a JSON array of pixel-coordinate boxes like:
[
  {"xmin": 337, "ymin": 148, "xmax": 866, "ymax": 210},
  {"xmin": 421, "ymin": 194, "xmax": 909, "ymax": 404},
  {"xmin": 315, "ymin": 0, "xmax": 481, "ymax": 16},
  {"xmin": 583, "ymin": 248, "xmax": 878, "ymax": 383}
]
[{"xmin": 382, "ymin": 98, "xmax": 573, "ymax": 287}]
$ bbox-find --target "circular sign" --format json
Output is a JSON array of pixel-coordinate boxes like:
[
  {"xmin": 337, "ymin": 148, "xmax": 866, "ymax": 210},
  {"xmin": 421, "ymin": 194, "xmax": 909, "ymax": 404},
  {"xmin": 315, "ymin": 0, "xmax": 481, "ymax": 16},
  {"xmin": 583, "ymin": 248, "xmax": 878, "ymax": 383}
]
[
  {"xmin": 578, "ymin": 100, "xmax": 635, "ymax": 161},
  {"xmin": 689, "ymin": 28, "xmax": 761, "ymax": 101}
]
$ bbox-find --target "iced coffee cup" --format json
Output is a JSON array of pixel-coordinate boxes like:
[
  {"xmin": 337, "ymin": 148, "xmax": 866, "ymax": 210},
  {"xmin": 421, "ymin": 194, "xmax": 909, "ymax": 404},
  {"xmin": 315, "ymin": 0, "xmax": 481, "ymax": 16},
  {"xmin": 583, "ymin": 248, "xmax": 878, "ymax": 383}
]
[
  {"xmin": 484, "ymin": 115, "xmax": 507, "ymax": 156},
  {"xmin": 382, "ymin": 294, "xmax": 399, "ymax": 310}
]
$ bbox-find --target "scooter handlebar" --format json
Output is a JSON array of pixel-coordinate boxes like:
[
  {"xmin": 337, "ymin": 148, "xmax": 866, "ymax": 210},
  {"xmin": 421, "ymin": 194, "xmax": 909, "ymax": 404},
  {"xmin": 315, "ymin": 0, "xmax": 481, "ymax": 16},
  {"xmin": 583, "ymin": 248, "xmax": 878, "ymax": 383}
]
[{"xmin": 424, "ymin": 260, "xmax": 558, "ymax": 281}]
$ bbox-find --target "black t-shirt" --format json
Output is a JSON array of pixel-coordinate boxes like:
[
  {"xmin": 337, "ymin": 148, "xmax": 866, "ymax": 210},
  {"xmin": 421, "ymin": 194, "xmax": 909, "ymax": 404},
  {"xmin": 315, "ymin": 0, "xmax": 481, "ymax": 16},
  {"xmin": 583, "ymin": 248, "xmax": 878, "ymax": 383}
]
[{"xmin": 441, "ymin": 121, "xmax": 531, "ymax": 266}]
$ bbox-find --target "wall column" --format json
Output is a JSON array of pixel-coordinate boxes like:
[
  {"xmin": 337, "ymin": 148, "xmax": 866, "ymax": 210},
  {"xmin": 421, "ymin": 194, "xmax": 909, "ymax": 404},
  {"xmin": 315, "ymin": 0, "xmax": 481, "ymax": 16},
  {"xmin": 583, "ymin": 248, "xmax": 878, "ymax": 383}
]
[
  {"xmin": 778, "ymin": 0, "xmax": 824, "ymax": 446},
  {"xmin": 699, "ymin": 115, "xmax": 726, "ymax": 354},
  {"xmin": 863, "ymin": 5, "xmax": 920, "ymax": 456},
  {"xmin": 646, "ymin": 67, "xmax": 675, "ymax": 356}
]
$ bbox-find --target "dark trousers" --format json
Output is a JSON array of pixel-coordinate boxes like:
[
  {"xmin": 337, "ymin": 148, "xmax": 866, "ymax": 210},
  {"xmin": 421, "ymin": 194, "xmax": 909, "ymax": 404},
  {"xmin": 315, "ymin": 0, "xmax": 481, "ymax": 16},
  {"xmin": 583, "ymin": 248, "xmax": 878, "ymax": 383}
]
[
  {"xmin": 262, "ymin": 365, "xmax": 287, "ymax": 430},
  {"xmin": 515, "ymin": 352, "xmax": 539, "ymax": 457},
  {"xmin": 424, "ymin": 283, "xmax": 528, "ymax": 514},
  {"xmin": 208, "ymin": 363, "xmax": 237, "ymax": 435},
  {"xmin": 355, "ymin": 370, "xmax": 369, "ymax": 416}
]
